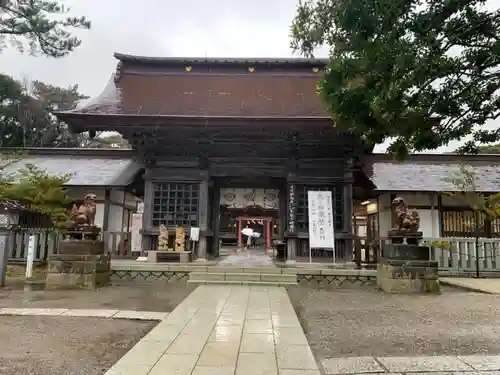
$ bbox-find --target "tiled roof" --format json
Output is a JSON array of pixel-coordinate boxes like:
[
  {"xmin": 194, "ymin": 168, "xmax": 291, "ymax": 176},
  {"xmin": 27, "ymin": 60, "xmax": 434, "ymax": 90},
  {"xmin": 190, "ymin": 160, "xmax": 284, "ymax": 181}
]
[
  {"xmin": 57, "ymin": 54, "xmax": 330, "ymax": 119},
  {"xmin": 114, "ymin": 53, "xmax": 329, "ymax": 67},
  {"xmin": 368, "ymin": 159, "xmax": 500, "ymax": 192},
  {"xmin": 3, "ymin": 155, "xmax": 142, "ymax": 186},
  {"xmin": 0, "ymin": 199, "xmax": 26, "ymax": 210}
]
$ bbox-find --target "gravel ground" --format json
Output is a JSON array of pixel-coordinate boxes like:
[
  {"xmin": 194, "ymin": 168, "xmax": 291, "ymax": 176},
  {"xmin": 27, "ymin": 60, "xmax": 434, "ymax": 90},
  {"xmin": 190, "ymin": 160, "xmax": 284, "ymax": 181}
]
[
  {"xmin": 0, "ymin": 282, "xmax": 197, "ymax": 312},
  {"xmin": 0, "ymin": 315, "xmax": 156, "ymax": 375},
  {"xmin": 287, "ymin": 284, "xmax": 500, "ymax": 359}
]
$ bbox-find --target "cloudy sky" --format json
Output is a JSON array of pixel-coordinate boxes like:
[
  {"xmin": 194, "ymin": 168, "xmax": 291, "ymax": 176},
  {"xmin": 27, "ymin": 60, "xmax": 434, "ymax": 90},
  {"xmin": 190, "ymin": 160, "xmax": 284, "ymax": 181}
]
[
  {"xmin": 0, "ymin": 0, "xmax": 496, "ymax": 152},
  {"xmin": 1, "ymin": 0, "xmax": 314, "ymax": 96}
]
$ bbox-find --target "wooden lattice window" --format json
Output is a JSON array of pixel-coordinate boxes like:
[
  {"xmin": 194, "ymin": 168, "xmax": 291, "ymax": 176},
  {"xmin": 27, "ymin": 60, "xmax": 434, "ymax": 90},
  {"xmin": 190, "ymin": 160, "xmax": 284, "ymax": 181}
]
[
  {"xmin": 152, "ymin": 183, "xmax": 199, "ymax": 227},
  {"xmin": 442, "ymin": 210, "xmax": 488, "ymax": 237},
  {"xmin": 295, "ymin": 185, "xmax": 344, "ymax": 231}
]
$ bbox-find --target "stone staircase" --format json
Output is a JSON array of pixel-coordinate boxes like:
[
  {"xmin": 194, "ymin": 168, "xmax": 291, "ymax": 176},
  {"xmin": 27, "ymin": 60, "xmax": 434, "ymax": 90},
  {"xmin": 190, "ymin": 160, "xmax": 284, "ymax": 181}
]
[{"xmin": 188, "ymin": 267, "xmax": 298, "ymax": 286}]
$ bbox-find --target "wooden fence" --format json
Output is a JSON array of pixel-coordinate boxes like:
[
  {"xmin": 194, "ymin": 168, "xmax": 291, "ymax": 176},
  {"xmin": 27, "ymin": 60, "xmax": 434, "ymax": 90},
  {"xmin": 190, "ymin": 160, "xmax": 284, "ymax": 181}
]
[
  {"xmin": 355, "ymin": 236, "xmax": 500, "ymax": 276},
  {"xmin": 425, "ymin": 237, "xmax": 500, "ymax": 276},
  {"xmin": 4, "ymin": 229, "xmax": 133, "ymax": 263},
  {"xmin": 5, "ymin": 229, "xmax": 500, "ymax": 276}
]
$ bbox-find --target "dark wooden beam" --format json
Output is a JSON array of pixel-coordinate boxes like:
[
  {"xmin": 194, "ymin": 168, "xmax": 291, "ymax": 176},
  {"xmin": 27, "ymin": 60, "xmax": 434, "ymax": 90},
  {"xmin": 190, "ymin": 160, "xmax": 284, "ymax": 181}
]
[{"xmin": 60, "ymin": 113, "xmax": 335, "ymax": 131}]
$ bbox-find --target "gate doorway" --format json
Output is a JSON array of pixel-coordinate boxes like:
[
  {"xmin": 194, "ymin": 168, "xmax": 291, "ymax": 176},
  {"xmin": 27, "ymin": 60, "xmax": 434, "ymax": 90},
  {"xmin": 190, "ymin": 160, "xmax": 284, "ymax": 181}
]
[{"xmin": 237, "ymin": 216, "xmax": 273, "ymax": 249}]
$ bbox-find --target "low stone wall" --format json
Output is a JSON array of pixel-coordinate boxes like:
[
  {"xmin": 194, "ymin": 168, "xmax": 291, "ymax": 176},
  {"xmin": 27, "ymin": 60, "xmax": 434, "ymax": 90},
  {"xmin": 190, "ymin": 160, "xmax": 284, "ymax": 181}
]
[{"xmin": 110, "ymin": 265, "xmax": 377, "ymax": 285}]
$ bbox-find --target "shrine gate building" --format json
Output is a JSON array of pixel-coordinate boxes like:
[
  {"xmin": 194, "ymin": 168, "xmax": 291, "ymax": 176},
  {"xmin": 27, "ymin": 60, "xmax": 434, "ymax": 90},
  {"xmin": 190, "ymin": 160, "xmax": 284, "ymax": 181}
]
[{"xmin": 56, "ymin": 53, "xmax": 375, "ymax": 261}]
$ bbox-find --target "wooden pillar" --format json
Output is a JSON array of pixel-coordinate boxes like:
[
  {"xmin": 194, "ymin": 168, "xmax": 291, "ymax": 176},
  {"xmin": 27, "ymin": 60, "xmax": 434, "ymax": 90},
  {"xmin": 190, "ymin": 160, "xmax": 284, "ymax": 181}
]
[
  {"xmin": 197, "ymin": 178, "xmax": 209, "ymax": 259},
  {"xmin": 236, "ymin": 217, "xmax": 243, "ymax": 247},
  {"xmin": 101, "ymin": 188, "xmax": 111, "ymax": 231},
  {"xmin": 430, "ymin": 192, "xmax": 437, "ymax": 238},
  {"xmin": 265, "ymin": 219, "xmax": 271, "ymax": 249},
  {"xmin": 437, "ymin": 194, "xmax": 444, "ymax": 237},
  {"xmin": 344, "ymin": 166, "xmax": 354, "ymax": 264},
  {"xmin": 286, "ymin": 181, "xmax": 297, "ymax": 261},
  {"xmin": 390, "ymin": 193, "xmax": 397, "ymax": 227},
  {"xmin": 211, "ymin": 183, "xmax": 220, "ymax": 257},
  {"xmin": 343, "ymin": 183, "xmax": 353, "ymax": 233},
  {"xmin": 142, "ymin": 179, "xmax": 154, "ymax": 230},
  {"xmin": 279, "ymin": 183, "xmax": 287, "ymax": 239}
]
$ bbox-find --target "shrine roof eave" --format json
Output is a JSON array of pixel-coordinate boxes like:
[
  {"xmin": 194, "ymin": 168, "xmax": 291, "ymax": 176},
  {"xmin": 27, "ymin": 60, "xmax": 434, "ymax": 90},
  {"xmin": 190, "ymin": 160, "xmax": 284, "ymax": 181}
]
[
  {"xmin": 54, "ymin": 111, "xmax": 334, "ymax": 133},
  {"xmin": 114, "ymin": 52, "xmax": 329, "ymax": 68}
]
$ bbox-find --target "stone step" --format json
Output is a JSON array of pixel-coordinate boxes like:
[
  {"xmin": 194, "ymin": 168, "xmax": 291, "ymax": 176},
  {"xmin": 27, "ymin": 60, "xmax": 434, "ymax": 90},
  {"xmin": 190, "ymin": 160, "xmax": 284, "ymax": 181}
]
[
  {"xmin": 207, "ymin": 267, "xmax": 284, "ymax": 274},
  {"xmin": 187, "ymin": 279, "xmax": 297, "ymax": 286},
  {"xmin": 189, "ymin": 272, "xmax": 297, "ymax": 283}
]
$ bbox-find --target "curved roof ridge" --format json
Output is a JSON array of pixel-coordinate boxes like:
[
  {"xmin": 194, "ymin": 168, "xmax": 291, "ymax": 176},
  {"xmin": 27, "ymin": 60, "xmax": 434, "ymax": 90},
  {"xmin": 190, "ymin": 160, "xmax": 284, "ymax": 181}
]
[
  {"xmin": 114, "ymin": 52, "xmax": 329, "ymax": 66},
  {"xmin": 65, "ymin": 73, "xmax": 121, "ymax": 114}
]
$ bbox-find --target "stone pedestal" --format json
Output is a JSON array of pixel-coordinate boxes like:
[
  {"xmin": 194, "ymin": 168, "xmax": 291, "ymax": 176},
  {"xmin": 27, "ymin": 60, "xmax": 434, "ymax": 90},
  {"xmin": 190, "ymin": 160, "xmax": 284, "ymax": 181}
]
[
  {"xmin": 381, "ymin": 243, "xmax": 429, "ymax": 261},
  {"xmin": 377, "ymin": 259, "xmax": 440, "ymax": 293},
  {"xmin": 378, "ymin": 231, "xmax": 440, "ymax": 294},
  {"xmin": 147, "ymin": 250, "xmax": 191, "ymax": 263},
  {"xmin": 46, "ymin": 240, "xmax": 110, "ymax": 290},
  {"xmin": 387, "ymin": 230, "xmax": 423, "ymax": 245}
]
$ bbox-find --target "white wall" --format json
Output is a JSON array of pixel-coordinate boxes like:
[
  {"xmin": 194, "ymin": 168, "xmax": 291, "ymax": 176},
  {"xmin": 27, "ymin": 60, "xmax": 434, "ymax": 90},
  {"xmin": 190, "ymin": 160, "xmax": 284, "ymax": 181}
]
[
  {"xmin": 377, "ymin": 192, "xmax": 440, "ymax": 238},
  {"xmin": 378, "ymin": 194, "xmax": 392, "ymax": 237},
  {"xmin": 108, "ymin": 189, "xmax": 124, "ymax": 232}
]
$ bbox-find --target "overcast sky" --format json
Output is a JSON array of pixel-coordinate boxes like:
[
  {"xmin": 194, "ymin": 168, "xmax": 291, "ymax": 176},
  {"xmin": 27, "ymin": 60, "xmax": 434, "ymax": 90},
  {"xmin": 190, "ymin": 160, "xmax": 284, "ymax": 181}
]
[
  {"xmin": 1, "ymin": 0, "xmax": 313, "ymax": 96},
  {"xmin": 0, "ymin": 0, "xmax": 496, "ymax": 153}
]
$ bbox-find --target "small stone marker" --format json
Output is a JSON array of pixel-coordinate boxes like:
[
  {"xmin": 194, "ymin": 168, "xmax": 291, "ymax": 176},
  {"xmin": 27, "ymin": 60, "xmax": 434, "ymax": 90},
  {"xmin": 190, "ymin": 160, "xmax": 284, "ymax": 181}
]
[{"xmin": 25, "ymin": 235, "xmax": 36, "ymax": 279}]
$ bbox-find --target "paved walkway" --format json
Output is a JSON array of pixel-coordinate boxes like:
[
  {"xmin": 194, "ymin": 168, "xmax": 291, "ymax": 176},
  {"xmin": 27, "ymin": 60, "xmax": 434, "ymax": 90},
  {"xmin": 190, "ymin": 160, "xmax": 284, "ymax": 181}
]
[
  {"xmin": 4, "ymin": 291, "xmax": 500, "ymax": 374},
  {"xmin": 217, "ymin": 248, "xmax": 275, "ymax": 267},
  {"xmin": 106, "ymin": 284, "xmax": 319, "ymax": 375},
  {"xmin": 441, "ymin": 277, "xmax": 500, "ymax": 294},
  {"xmin": 0, "ymin": 308, "xmax": 168, "ymax": 320}
]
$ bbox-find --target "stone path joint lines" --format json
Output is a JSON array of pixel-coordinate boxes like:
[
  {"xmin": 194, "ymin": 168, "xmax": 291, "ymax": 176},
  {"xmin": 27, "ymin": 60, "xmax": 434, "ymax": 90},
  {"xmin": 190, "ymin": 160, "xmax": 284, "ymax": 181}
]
[
  {"xmin": 106, "ymin": 284, "xmax": 320, "ymax": 375},
  {"xmin": 321, "ymin": 355, "xmax": 500, "ymax": 375},
  {"xmin": 0, "ymin": 307, "xmax": 168, "ymax": 321}
]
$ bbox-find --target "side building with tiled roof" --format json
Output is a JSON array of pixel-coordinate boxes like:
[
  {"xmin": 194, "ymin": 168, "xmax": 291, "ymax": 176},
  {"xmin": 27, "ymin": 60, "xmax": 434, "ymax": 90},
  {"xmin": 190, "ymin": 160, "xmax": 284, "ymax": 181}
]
[
  {"xmin": 363, "ymin": 153, "xmax": 500, "ymax": 241},
  {"xmin": 0, "ymin": 147, "xmax": 143, "ymax": 257}
]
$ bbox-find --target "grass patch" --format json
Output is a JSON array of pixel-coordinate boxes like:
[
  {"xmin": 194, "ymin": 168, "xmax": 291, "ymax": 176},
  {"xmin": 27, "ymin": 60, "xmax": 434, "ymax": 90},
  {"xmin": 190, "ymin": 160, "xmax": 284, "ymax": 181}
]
[{"xmin": 6, "ymin": 264, "xmax": 47, "ymax": 281}]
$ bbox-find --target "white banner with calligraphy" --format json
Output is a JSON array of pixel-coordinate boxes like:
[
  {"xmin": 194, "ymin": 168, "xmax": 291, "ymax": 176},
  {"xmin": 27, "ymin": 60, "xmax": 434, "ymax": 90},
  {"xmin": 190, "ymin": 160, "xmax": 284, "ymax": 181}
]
[
  {"xmin": 307, "ymin": 191, "xmax": 335, "ymax": 251},
  {"xmin": 131, "ymin": 213, "xmax": 143, "ymax": 253}
]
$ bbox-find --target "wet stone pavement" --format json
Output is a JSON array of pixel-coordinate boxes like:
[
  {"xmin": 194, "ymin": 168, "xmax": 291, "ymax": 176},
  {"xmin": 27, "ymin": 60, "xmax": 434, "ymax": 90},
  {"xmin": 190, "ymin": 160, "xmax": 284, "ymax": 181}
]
[
  {"xmin": 101, "ymin": 284, "xmax": 500, "ymax": 375},
  {"xmin": 105, "ymin": 284, "xmax": 320, "ymax": 375},
  {"xmin": 217, "ymin": 248, "xmax": 275, "ymax": 267},
  {"xmin": 2, "ymin": 285, "xmax": 500, "ymax": 374}
]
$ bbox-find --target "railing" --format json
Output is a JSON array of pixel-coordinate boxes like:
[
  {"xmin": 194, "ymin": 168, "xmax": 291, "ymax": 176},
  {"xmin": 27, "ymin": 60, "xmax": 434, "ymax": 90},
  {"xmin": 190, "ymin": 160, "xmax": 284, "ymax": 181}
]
[
  {"xmin": 3, "ymin": 229, "xmax": 134, "ymax": 263},
  {"xmin": 295, "ymin": 237, "xmax": 354, "ymax": 263},
  {"xmin": 424, "ymin": 236, "xmax": 500, "ymax": 277},
  {"xmin": 103, "ymin": 231, "xmax": 133, "ymax": 258},
  {"xmin": 5, "ymin": 228, "xmax": 60, "ymax": 263},
  {"xmin": 6, "ymin": 228, "xmax": 500, "ymax": 276},
  {"xmin": 355, "ymin": 236, "xmax": 500, "ymax": 277}
]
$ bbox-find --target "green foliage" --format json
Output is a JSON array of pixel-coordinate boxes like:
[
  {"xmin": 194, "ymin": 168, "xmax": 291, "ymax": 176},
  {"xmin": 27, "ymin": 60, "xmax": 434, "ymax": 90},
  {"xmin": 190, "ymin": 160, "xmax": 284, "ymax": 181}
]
[
  {"xmin": 0, "ymin": 151, "xmax": 22, "ymax": 183},
  {"xmin": 0, "ymin": 163, "xmax": 72, "ymax": 228},
  {"xmin": 442, "ymin": 165, "xmax": 500, "ymax": 239},
  {"xmin": 0, "ymin": 73, "xmax": 130, "ymax": 149},
  {"xmin": 424, "ymin": 241, "xmax": 454, "ymax": 250},
  {"xmin": 0, "ymin": 0, "xmax": 91, "ymax": 57},
  {"xmin": 477, "ymin": 143, "xmax": 500, "ymax": 154},
  {"xmin": 0, "ymin": 73, "xmax": 89, "ymax": 147},
  {"xmin": 291, "ymin": 0, "xmax": 500, "ymax": 158}
]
